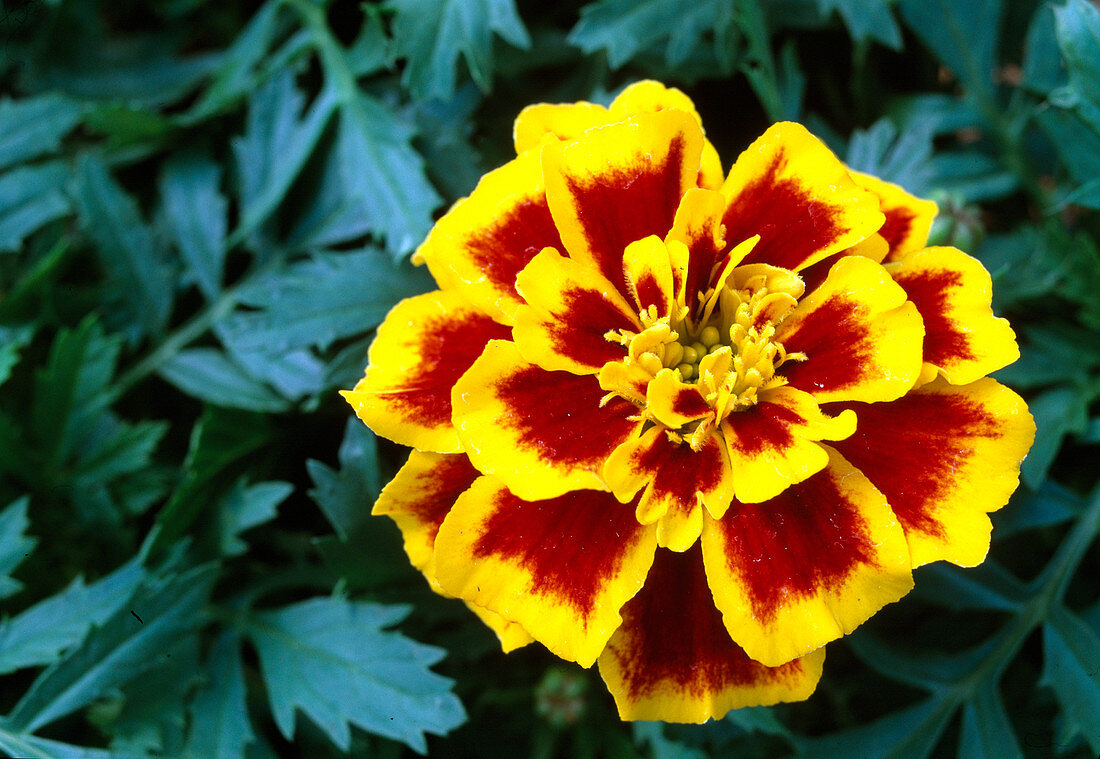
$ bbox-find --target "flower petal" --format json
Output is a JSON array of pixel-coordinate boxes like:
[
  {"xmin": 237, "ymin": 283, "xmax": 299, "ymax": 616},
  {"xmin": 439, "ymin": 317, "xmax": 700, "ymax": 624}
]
[
  {"xmin": 372, "ymin": 451, "xmax": 534, "ymax": 652},
  {"xmin": 720, "ymin": 387, "xmax": 857, "ymax": 504},
  {"xmin": 622, "ymin": 236, "xmax": 676, "ymax": 316},
  {"xmin": 434, "ymin": 476, "xmax": 658, "ymax": 667},
  {"xmin": 513, "ymin": 247, "xmax": 637, "ymax": 374},
  {"xmin": 702, "ymin": 448, "xmax": 913, "ymax": 667},
  {"xmin": 343, "ymin": 290, "xmax": 511, "ymax": 452},
  {"xmin": 543, "ymin": 110, "xmax": 704, "ymax": 296},
  {"xmin": 666, "ymin": 188, "xmax": 728, "ymax": 309},
  {"xmin": 851, "ymin": 171, "xmax": 938, "ymax": 262},
  {"xmin": 827, "ymin": 378, "xmax": 1035, "ymax": 568},
  {"xmin": 513, "ymin": 101, "xmax": 611, "ymax": 154},
  {"xmin": 416, "ymin": 149, "xmax": 565, "ymax": 324},
  {"xmin": 598, "ymin": 546, "xmax": 824, "ymax": 722},
  {"xmin": 885, "ymin": 246, "xmax": 1019, "ymax": 386},
  {"xmin": 776, "ymin": 254, "xmax": 924, "ymax": 404},
  {"xmin": 721, "ymin": 123, "xmax": 885, "ymax": 272},
  {"xmin": 452, "ymin": 340, "xmax": 644, "ymax": 500},
  {"xmin": 646, "ymin": 368, "xmax": 713, "ymax": 428},
  {"xmin": 604, "ymin": 427, "xmax": 734, "ymax": 551}
]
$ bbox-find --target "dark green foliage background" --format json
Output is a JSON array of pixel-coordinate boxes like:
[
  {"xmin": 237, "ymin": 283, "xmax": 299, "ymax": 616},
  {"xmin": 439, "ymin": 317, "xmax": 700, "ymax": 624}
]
[{"xmin": 0, "ymin": 0, "xmax": 1098, "ymax": 756}]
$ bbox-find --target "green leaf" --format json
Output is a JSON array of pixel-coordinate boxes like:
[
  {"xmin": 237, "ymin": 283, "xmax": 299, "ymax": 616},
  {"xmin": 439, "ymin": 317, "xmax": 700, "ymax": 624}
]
[
  {"xmin": 231, "ymin": 72, "xmax": 339, "ymax": 247},
  {"xmin": 0, "ymin": 730, "xmax": 149, "ymax": 759},
  {"xmin": 995, "ymin": 480, "xmax": 1085, "ymax": 537},
  {"xmin": 569, "ymin": 0, "xmax": 734, "ymax": 71},
  {"xmin": 414, "ymin": 86, "xmax": 486, "ymax": 200},
  {"xmin": 1041, "ymin": 606, "xmax": 1100, "ymax": 753},
  {"xmin": 158, "ymin": 348, "xmax": 291, "ymax": 412},
  {"xmin": 898, "ymin": 0, "xmax": 1002, "ymax": 98},
  {"xmin": 818, "ymin": 0, "xmax": 902, "ymax": 49},
  {"xmin": 334, "ymin": 95, "xmax": 442, "ymax": 258},
  {"xmin": 388, "ymin": 0, "xmax": 530, "ymax": 99},
  {"xmin": 845, "ymin": 117, "xmax": 936, "ymax": 196},
  {"xmin": 73, "ymin": 154, "xmax": 174, "ymax": 342},
  {"xmin": 5, "ymin": 565, "xmax": 216, "ymax": 733},
  {"xmin": 0, "ymin": 496, "xmax": 35, "ymax": 600},
  {"xmin": 0, "ymin": 556, "xmax": 145, "ymax": 675},
  {"xmin": 793, "ymin": 697, "xmax": 956, "ymax": 759},
  {"xmin": 0, "ymin": 162, "xmax": 71, "ymax": 254},
  {"xmin": 0, "ymin": 323, "xmax": 34, "ymax": 388},
  {"xmin": 846, "ymin": 631, "xmax": 978, "ymax": 690},
  {"xmin": 219, "ymin": 479, "xmax": 292, "ymax": 556},
  {"xmin": 72, "ymin": 417, "xmax": 168, "ymax": 486},
  {"xmin": 0, "ymin": 93, "xmax": 81, "ymax": 172},
  {"xmin": 218, "ymin": 249, "xmax": 432, "ymax": 354},
  {"xmin": 911, "ymin": 561, "xmax": 1026, "ymax": 612},
  {"xmin": 1022, "ymin": 386, "xmax": 1089, "ymax": 489},
  {"xmin": 633, "ymin": 722, "xmax": 708, "ymax": 759},
  {"xmin": 1022, "ymin": 4, "xmax": 1066, "ymax": 95},
  {"xmin": 927, "ymin": 151, "xmax": 1017, "ymax": 203},
  {"xmin": 285, "ymin": 140, "xmax": 373, "ymax": 253},
  {"xmin": 246, "ymin": 597, "xmax": 466, "ymax": 753},
  {"xmin": 159, "ymin": 154, "xmax": 227, "ymax": 298},
  {"xmin": 183, "ymin": 632, "xmax": 255, "ymax": 759},
  {"xmin": 958, "ymin": 681, "xmax": 1023, "ymax": 759},
  {"xmin": 1053, "ymin": 0, "xmax": 1100, "ymax": 110},
  {"xmin": 307, "ymin": 419, "xmax": 381, "ymax": 541}
]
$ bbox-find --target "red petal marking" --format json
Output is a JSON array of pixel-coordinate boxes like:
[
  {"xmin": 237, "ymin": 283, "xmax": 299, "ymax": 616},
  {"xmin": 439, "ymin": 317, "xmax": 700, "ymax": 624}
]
[
  {"xmin": 562, "ymin": 134, "xmax": 687, "ymax": 295},
  {"xmin": 724, "ymin": 153, "xmax": 847, "ymax": 272},
  {"xmin": 672, "ymin": 386, "xmax": 712, "ymax": 419},
  {"xmin": 637, "ymin": 433, "xmax": 723, "ymax": 513},
  {"xmin": 828, "ymin": 392, "xmax": 998, "ymax": 539},
  {"xmin": 879, "ymin": 207, "xmax": 916, "ymax": 262},
  {"xmin": 472, "ymin": 487, "xmax": 648, "ymax": 620},
  {"xmin": 398, "ymin": 455, "xmax": 481, "ymax": 542},
  {"xmin": 891, "ymin": 268, "xmax": 977, "ymax": 368},
  {"xmin": 606, "ymin": 546, "xmax": 806, "ymax": 700},
  {"xmin": 777, "ymin": 295, "xmax": 870, "ymax": 396},
  {"xmin": 466, "ymin": 195, "xmax": 565, "ymax": 304},
  {"xmin": 723, "ymin": 402, "xmax": 800, "ymax": 455},
  {"xmin": 548, "ymin": 286, "xmax": 636, "ymax": 368},
  {"xmin": 633, "ymin": 271, "xmax": 668, "ymax": 314},
  {"xmin": 714, "ymin": 470, "xmax": 876, "ymax": 623},
  {"xmin": 497, "ymin": 367, "xmax": 640, "ymax": 470},
  {"xmin": 380, "ymin": 311, "xmax": 511, "ymax": 428}
]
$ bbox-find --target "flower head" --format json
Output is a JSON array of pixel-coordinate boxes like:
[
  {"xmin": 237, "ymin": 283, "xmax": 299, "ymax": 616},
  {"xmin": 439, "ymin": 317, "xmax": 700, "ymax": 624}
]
[{"xmin": 344, "ymin": 81, "xmax": 1035, "ymax": 722}]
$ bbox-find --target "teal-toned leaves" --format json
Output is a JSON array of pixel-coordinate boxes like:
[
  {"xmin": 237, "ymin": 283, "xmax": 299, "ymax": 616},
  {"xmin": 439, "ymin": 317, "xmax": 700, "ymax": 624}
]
[
  {"xmin": 217, "ymin": 480, "xmax": 291, "ymax": 556},
  {"xmin": 158, "ymin": 348, "xmax": 292, "ymax": 413},
  {"xmin": 0, "ymin": 497, "xmax": 35, "ymax": 600},
  {"xmin": 793, "ymin": 698, "xmax": 956, "ymax": 759},
  {"xmin": 957, "ymin": 682, "xmax": 1024, "ymax": 759},
  {"xmin": 307, "ymin": 419, "xmax": 381, "ymax": 541},
  {"xmin": 159, "ymin": 154, "xmax": 227, "ymax": 298},
  {"xmin": 817, "ymin": 0, "xmax": 902, "ymax": 49},
  {"xmin": 0, "ymin": 162, "xmax": 70, "ymax": 254},
  {"xmin": 183, "ymin": 632, "xmax": 255, "ymax": 759},
  {"xmin": 388, "ymin": 0, "xmax": 530, "ymax": 100},
  {"xmin": 1042, "ymin": 606, "xmax": 1100, "ymax": 753},
  {"xmin": 898, "ymin": 0, "xmax": 1002, "ymax": 97},
  {"xmin": 0, "ymin": 93, "xmax": 81, "ymax": 172},
  {"xmin": 246, "ymin": 598, "xmax": 466, "ymax": 753}
]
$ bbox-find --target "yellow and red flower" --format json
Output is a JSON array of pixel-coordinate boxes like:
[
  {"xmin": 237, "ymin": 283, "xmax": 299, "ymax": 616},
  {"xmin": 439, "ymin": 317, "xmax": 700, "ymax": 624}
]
[{"xmin": 344, "ymin": 81, "xmax": 1035, "ymax": 722}]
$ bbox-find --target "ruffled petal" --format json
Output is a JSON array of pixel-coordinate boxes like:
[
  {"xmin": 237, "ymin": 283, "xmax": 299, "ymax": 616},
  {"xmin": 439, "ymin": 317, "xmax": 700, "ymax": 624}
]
[
  {"xmin": 513, "ymin": 247, "xmax": 637, "ymax": 374},
  {"xmin": 702, "ymin": 448, "xmax": 913, "ymax": 667},
  {"xmin": 543, "ymin": 110, "xmax": 704, "ymax": 296},
  {"xmin": 452, "ymin": 340, "xmax": 644, "ymax": 500},
  {"xmin": 646, "ymin": 368, "xmax": 713, "ymax": 428},
  {"xmin": 343, "ymin": 290, "xmax": 511, "ymax": 452},
  {"xmin": 416, "ymin": 149, "xmax": 565, "ymax": 324},
  {"xmin": 775, "ymin": 255, "xmax": 924, "ymax": 404},
  {"xmin": 434, "ymin": 476, "xmax": 658, "ymax": 667},
  {"xmin": 827, "ymin": 378, "xmax": 1035, "ymax": 568},
  {"xmin": 850, "ymin": 171, "xmax": 938, "ymax": 263},
  {"xmin": 666, "ymin": 188, "xmax": 728, "ymax": 309},
  {"xmin": 885, "ymin": 246, "xmax": 1019, "ymax": 387},
  {"xmin": 603, "ymin": 427, "xmax": 734, "ymax": 551},
  {"xmin": 622, "ymin": 236, "xmax": 676, "ymax": 316},
  {"xmin": 721, "ymin": 123, "xmax": 885, "ymax": 272},
  {"xmin": 598, "ymin": 546, "xmax": 824, "ymax": 722},
  {"xmin": 720, "ymin": 387, "xmax": 857, "ymax": 504},
  {"xmin": 513, "ymin": 101, "xmax": 611, "ymax": 154}
]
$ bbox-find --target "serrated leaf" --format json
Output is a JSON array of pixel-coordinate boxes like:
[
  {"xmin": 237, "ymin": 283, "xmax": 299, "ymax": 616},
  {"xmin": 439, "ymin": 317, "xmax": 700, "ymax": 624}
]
[
  {"xmin": 73, "ymin": 154, "xmax": 174, "ymax": 341},
  {"xmin": 219, "ymin": 479, "xmax": 292, "ymax": 556},
  {"xmin": 0, "ymin": 496, "xmax": 36, "ymax": 600},
  {"xmin": 246, "ymin": 597, "xmax": 466, "ymax": 753},
  {"xmin": 958, "ymin": 681, "xmax": 1023, "ymax": 759},
  {"xmin": 995, "ymin": 480, "xmax": 1085, "ymax": 537},
  {"xmin": 334, "ymin": 95, "xmax": 441, "ymax": 258},
  {"xmin": 218, "ymin": 249, "xmax": 432, "ymax": 354},
  {"xmin": 911, "ymin": 561, "xmax": 1027, "ymax": 612},
  {"xmin": 184, "ymin": 632, "xmax": 255, "ymax": 759},
  {"xmin": 0, "ymin": 323, "xmax": 34, "ymax": 388},
  {"xmin": 414, "ymin": 86, "xmax": 486, "ymax": 200},
  {"xmin": 818, "ymin": 0, "xmax": 902, "ymax": 49},
  {"xmin": 231, "ymin": 72, "xmax": 338, "ymax": 247},
  {"xmin": 5, "ymin": 565, "xmax": 216, "ymax": 733},
  {"xmin": 285, "ymin": 139, "xmax": 373, "ymax": 253},
  {"xmin": 73, "ymin": 417, "xmax": 168, "ymax": 485},
  {"xmin": 898, "ymin": 0, "xmax": 1002, "ymax": 97},
  {"xmin": 0, "ymin": 161, "xmax": 71, "ymax": 253},
  {"xmin": 160, "ymin": 154, "xmax": 227, "ymax": 298},
  {"xmin": 158, "ymin": 348, "xmax": 291, "ymax": 412},
  {"xmin": 0, "ymin": 93, "xmax": 81, "ymax": 172},
  {"xmin": 1022, "ymin": 386, "xmax": 1089, "ymax": 489},
  {"xmin": 1042, "ymin": 606, "xmax": 1100, "ymax": 753},
  {"xmin": 793, "ymin": 697, "xmax": 955, "ymax": 759},
  {"xmin": 928, "ymin": 151, "xmax": 1018, "ymax": 203},
  {"xmin": 0, "ymin": 556, "xmax": 145, "ymax": 674},
  {"xmin": 0, "ymin": 730, "xmax": 149, "ymax": 759},
  {"xmin": 847, "ymin": 631, "xmax": 981, "ymax": 690},
  {"xmin": 845, "ymin": 117, "xmax": 936, "ymax": 196},
  {"xmin": 388, "ymin": 0, "xmax": 530, "ymax": 99},
  {"xmin": 633, "ymin": 721, "xmax": 708, "ymax": 759},
  {"xmin": 307, "ymin": 419, "xmax": 381, "ymax": 540},
  {"xmin": 1053, "ymin": 0, "xmax": 1100, "ymax": 110}
]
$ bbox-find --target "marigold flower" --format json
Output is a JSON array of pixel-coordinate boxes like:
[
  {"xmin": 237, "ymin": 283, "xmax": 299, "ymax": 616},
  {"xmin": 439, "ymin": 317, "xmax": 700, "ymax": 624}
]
[{"xmin": 343, "ymin": 81, "xmax": 1035, "ymax": 723}]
